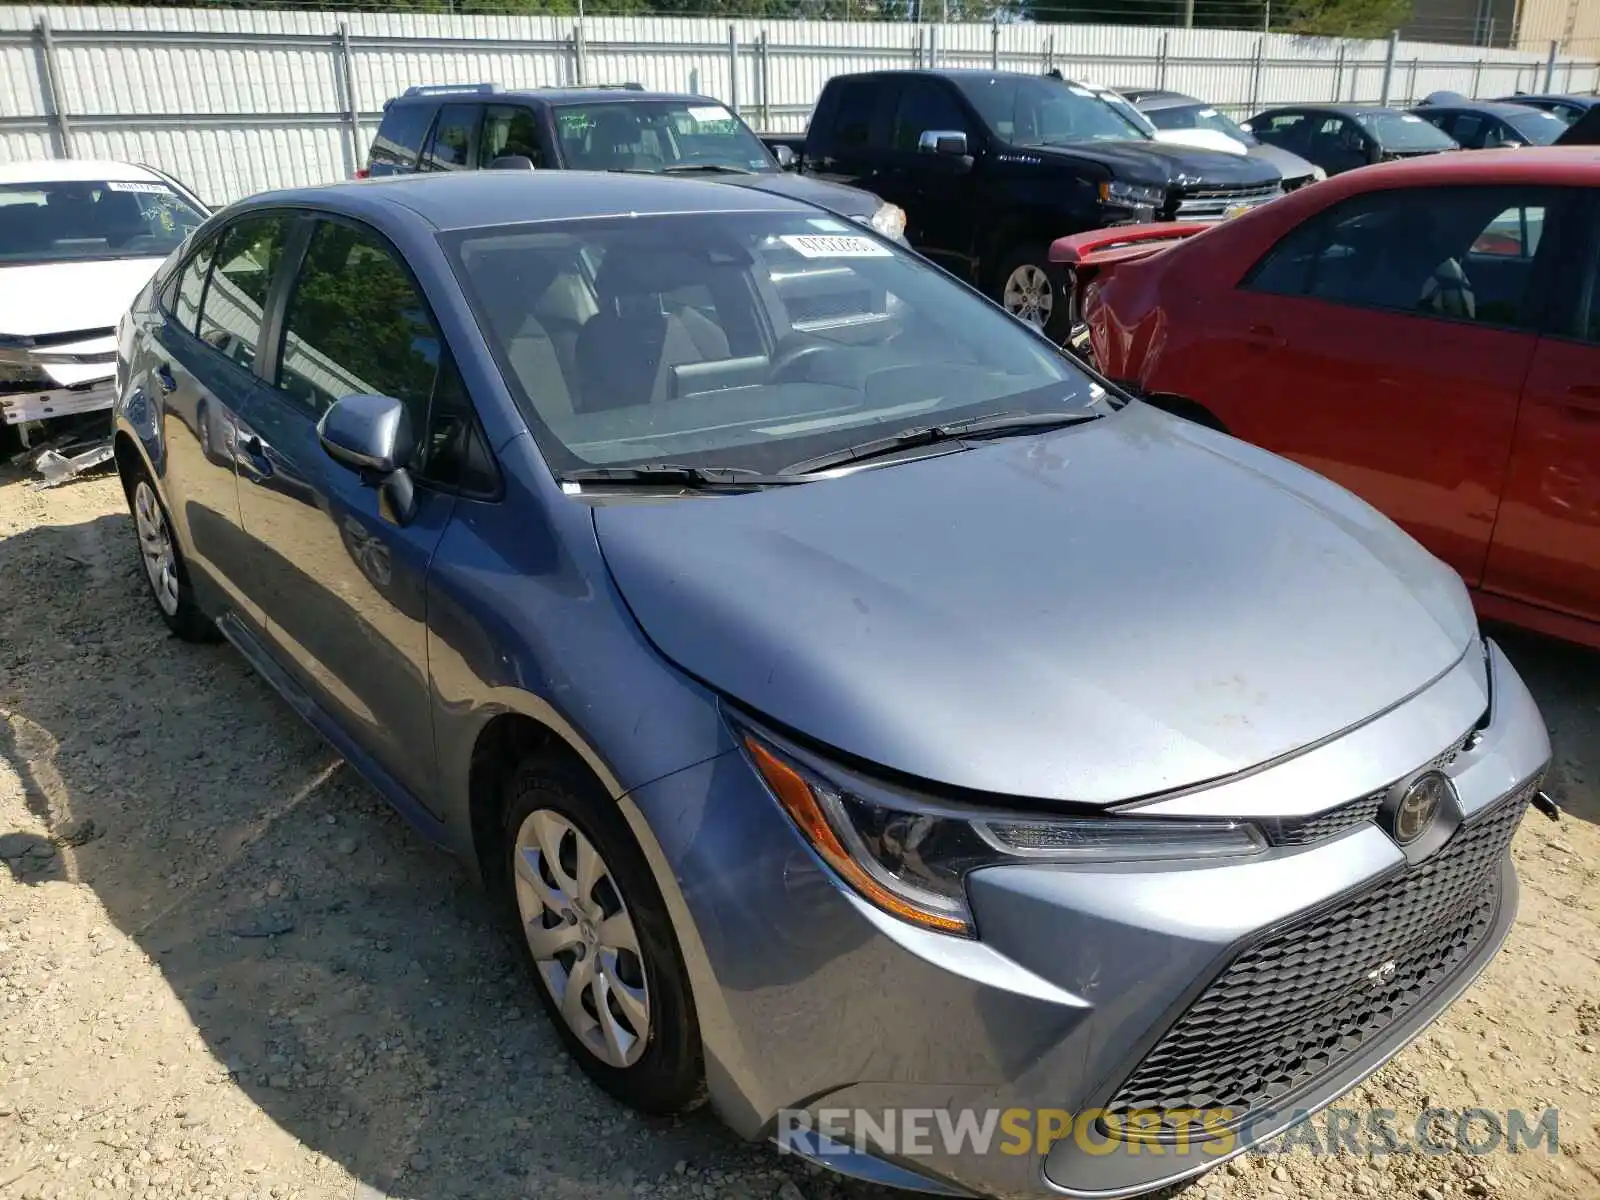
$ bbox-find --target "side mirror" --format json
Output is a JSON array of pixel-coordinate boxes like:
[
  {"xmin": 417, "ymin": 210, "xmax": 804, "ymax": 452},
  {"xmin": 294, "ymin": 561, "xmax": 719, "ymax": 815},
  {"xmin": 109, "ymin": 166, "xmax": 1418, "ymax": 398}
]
[
  {"xmin": 1367, "ymin": 141, "xmax": 1384, "ymax": 164},
  {"xmin": 918, "ymin": 129, "xmax": 968, "ymax": 157},
  {"xmin": 489, "ymin": 155, "xmax": 536, "ymax": 170},
  {"xmin": 318, "ymin": 393, "xmax": 418, "ymax": 525},
  {"xmin": 772, "ymin": 144, "xmax": 797, "ymax": 170}
]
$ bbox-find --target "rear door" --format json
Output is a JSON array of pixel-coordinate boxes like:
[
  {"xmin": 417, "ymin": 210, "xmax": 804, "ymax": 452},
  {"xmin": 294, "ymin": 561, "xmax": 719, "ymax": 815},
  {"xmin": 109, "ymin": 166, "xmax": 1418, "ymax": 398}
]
[
  {"xmin": 232, "ymin": 214, "xmax": 493, "ymax": 810},
  {"xmin": 1481, "ymin": 190, "xmax": 1600, "ymax": 622},
  {"xmin": 479, "ymin": 104, "xmax": 547, "ymax": 168},
  {"xmin": 1193, "ymin": 183, "xmax": 1562, "ymax": 586},
  {"xmin": 876, "ymin": 76, "xmax": 980, "ymax": 275},
  {"xmin": 803, "ymin": 76, "xmax": 892, "ymax": 195},
  {"xmin": 421, "ymin": 103, "xmax": 483, "ymax": 172}
]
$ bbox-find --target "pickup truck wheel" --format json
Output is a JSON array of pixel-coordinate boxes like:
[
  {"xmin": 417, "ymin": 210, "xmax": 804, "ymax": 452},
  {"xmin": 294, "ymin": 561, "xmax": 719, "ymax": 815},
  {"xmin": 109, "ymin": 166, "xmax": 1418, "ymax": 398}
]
[{"xmin": 993, "ymin": 244, "xmax": 1074, "ymax": 343}]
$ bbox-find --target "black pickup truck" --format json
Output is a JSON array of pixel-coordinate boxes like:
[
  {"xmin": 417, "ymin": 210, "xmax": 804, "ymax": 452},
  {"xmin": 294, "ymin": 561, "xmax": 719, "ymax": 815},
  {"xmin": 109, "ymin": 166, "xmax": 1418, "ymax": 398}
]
[{"xmin": 764, "ymin": 69, "xmax": 1284, "ymax": 340}]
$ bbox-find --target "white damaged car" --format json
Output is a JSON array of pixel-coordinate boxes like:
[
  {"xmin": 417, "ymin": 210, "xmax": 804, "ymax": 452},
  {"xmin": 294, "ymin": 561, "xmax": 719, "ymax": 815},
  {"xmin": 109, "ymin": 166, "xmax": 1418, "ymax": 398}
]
[{"xmin": 1, "ymin": 159, "xmax": 207, "ymax": 454}]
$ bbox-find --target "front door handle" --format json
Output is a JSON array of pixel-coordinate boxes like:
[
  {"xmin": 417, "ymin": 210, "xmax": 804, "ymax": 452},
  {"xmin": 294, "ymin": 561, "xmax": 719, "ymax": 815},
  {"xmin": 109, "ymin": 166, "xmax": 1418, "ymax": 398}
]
[
  {"xmin": 155, "ymin": 363, "xmax": 177, "ymax": 394},
  {"xmin": 1244, "ymin": 324, "xmax": 1286, "ymax": 349},
  {"xmin": 238, "ymin": 433, "xmax": 274, "ymax": 479}
]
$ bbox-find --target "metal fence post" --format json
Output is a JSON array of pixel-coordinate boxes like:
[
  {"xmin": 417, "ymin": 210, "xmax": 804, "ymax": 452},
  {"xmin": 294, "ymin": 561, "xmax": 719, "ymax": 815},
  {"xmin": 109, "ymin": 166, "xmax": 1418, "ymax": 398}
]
[
  {"xmin": 574, "ymin": 22, "xmax": 588, "ymax": 86},
  {"xmin": 336, "ymin": 22, "xmax": 363, "ymax": 175},
  {"xmin": 991, "ymin": 21, "xmax": 1000, "ymax": 71},
  {"xmin": 689, "ymin": 66, "xmax": 701, "ymax": 95},
  {"xmin": 1471, "ymin": 57, "xmax": 1483, "ymax": 97},
  {"xmin": 1545, "ymin": 40, "xmax": 1558, "ymax": 90},
  {"xmin": 1158, "ymin": 31, "xmax": 1169, "ymax": 89},
  {"xmin": 1249, "ymin": 35, "xmax": 1264, "ymax": 114},
  {"xmin": 1332, "ymin": 43, "xmax": 1344, "ymax": 100},
  {"xmin": 1406, "ymin": 56, "xmax": 1418, "ymax": 104},
  {"xmin": 727, "ymin": 25, "xmax": 739, "ymax": 115},
  {"xmin": 1379, "ymin": 30, "xmax": 1398, "ymax": 106},
  {"xmin": 1043, "ymin": 32, "xmax": 1053, "ymax": 74},
  {"xmin": 758, "ymin": 31, "xmax": 770, "ymax": 129},
  {"xmin": 35, "ymin": 16, "xmax": 73, "ymax": 159},
  {"xmin": 928, "ymin": 23, "xmax": 938, "ymax": 71}
]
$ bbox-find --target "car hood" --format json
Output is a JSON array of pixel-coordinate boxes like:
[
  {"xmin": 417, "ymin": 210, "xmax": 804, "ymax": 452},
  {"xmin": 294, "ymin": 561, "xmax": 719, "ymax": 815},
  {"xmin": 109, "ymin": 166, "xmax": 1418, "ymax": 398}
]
[
  {"xmin": 1018, "ymin": 139, "xmax": 1281, "ymax": 189},
  {"xmin": 0, "ymin": 257, "xmax": 164, "ymax": 385},
  {"xmin": 718, "ymin": 171, "xmax": 881, "ymax": 219},
  {"xmin": 1247, "ymin": 140, "xmax": 1320, "ymax": 181},
  {"xmin": 593, "ymin": 404, "xmax": 1478, "ymax": 805}
]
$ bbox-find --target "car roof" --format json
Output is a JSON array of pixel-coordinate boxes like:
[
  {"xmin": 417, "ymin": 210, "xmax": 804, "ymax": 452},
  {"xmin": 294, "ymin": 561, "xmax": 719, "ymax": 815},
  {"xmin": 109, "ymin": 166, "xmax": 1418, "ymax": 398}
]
[
  {"xmin": 1310, "ymin": 145, "xmax": 1600, "ymax": 189},
  {"xmin": 1413, "ymin": 99, "xmax": 1553, "ymax": 118},
  {"xmin": 1120, "ymin": 89, "xmax": 1202, "ymax": 110},
  {"xmin": 387, "ymin": 85, "xmax": 715, "ymax": 108},
  {"xmin": 1253, "ymin": 103, "xmax": 1403, "ymax": 119},
  {"xmin": 234, "ymin": 169, "xmax": 808, "ymax": 233},
  {"xmin": 1496, "ymin": 93, "xmax": 1599, "ymax": 106},
  {"xmin": 0, "ymin": 159, "xmax": 163, "ymax": 185}
]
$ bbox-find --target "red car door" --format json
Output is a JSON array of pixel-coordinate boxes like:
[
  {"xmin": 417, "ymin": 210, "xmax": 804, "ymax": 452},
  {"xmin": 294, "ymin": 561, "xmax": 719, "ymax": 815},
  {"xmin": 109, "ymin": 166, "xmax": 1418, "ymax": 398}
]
[
  {"xmin": 1173, "ymin": 184, "xmax": 1558, "ymax": 587},
  {"xmin": 1482, "ymin": 195, "xmax": 1600, "ymax": 623}
]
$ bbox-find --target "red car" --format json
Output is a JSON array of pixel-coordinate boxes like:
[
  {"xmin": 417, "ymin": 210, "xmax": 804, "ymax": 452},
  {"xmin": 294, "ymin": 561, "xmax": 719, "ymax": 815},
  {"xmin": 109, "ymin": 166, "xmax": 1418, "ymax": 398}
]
[{"xmin": 1056, "ymin": 148, "xmax": 1600, "ymax": 650}]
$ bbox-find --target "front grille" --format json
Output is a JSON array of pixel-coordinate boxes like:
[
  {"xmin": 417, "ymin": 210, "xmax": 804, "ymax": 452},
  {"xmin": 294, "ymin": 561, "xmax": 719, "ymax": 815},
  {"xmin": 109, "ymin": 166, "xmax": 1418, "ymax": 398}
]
[
  {"xmin": 1167, "ymin": 183, "xmax": 1281, "ymax": 222},
  {"xmin": 1105, "ymin": 776, "xmax": 1537, "ymax": 1139},
  {"xmin": 1263, "ymin": 726, "xmax": 1477, "ymax": 847}
]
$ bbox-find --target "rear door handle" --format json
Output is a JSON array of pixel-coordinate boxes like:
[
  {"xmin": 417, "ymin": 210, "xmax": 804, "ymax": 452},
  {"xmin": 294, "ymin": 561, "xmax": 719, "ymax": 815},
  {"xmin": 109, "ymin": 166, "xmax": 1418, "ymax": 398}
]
[
  {"xmin": 1244, "ymin": 324, "xmax": 1286, "ymax": 349},
  {"xmin": 155, "ymin": 364, "xmax": 177, "ymax": 394},
  {"xmin": 1558, "ymin": 385, "xmax": 1600, "ymax": 417},
  {"xmin": 238, "ymin": 433, "xmax": 274, "ymax": 479}
]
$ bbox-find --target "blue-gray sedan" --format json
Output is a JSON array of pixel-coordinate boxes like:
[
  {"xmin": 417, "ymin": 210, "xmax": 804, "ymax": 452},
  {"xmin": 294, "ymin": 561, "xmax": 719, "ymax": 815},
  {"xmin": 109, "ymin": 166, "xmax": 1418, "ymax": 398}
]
[{"xmin": 111, "ymin": 170, "xmax": 1551, "ymax": 1198}]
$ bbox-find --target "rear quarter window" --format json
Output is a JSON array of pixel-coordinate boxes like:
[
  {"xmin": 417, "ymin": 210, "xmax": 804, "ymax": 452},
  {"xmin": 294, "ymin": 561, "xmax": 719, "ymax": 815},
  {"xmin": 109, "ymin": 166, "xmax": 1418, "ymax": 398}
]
[{"xmin": 369, "ymin": 102, "xmax": 436, "ymax": 173}]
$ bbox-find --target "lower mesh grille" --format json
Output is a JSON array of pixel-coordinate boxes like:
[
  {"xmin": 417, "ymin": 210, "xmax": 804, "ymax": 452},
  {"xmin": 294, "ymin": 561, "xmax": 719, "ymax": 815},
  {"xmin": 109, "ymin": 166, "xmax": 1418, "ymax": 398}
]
[{"xmin": 1105, "ymin": 777, "xmax": 1536, "ymax": 1139}]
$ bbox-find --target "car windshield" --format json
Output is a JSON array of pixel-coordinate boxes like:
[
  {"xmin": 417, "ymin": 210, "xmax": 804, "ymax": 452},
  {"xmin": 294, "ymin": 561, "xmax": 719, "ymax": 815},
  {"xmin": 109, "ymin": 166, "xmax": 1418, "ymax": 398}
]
[
  {"xmin": 448, "ymin": 210, "xmax": 1095, "ymax": 476},
  {"xmin": 553, "ymin": 100, "xmax": 777, "ymax": 173},
  {"xmin": 1502, "ymin": 107, "xmax": 1568, "ymax": 144},
  {"xmin": 0, "ymin": 179, "xmax": 205, "ymax": 265},
  {"xmin": 1354, "ymin": 111, "xmax": 1458, "ymax": 151},
  {"xmin": 1149, "ymin": 102, "xmax": 1256, "ymax": 144},
  {"xmin": 958, "ymin": 75, "xmax": 1150, "ymax": 145}
]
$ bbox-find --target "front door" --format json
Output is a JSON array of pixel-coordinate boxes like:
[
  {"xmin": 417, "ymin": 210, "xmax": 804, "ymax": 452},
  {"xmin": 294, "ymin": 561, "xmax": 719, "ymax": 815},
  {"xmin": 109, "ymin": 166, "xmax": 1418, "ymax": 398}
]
[
  {"xmin": 877, "ymin": 77, "xmax": 980, "ymax": 278},
  {"xmin": 233, "ymin": 215, "xmax": 465, "ymax": 809},
  {"xmin": 1191, "ymin": 184, "xmax": 1563, "ymax": 586},
  {"xmin": 1482, "ymin": 192, "xmax": 1600, "ymax": 623}
]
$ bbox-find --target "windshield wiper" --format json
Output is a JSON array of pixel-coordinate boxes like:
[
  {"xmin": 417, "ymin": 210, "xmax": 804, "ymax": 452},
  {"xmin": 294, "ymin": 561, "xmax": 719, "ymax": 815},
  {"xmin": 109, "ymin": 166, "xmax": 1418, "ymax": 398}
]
[
  {"xmin": 781, "ymin": 410, "xmax": 1101, "ymax": 476},
  {"xmin": 559, "ymin": 464, "xmax": 809, "ymax": 491},
  {"xmin": 660, "ymin": 163, "xmax": 756, "ymax": 175}
]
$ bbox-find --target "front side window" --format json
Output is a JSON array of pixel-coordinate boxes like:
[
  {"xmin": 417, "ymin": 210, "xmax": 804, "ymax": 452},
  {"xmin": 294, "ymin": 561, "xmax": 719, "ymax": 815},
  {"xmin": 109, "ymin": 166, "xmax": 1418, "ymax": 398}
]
[
  {"xmin": 198, "ymin": 213, "xmax": 294, "ymax": 371},
  {"xmin": 553, "ymin": 100, "xmax": 775, "ymax": 173},
  {"xmin": 0, "ymin": 179, "xmax": 205, "ymax": 266},
  {"xmin": 891, "ymin": 81, "xmax": 970, "ymax": 152},
  {"xmin": 480, "ymin": 105, "xmax": 545, "ymax": 168},
  {"xmin": 1245, "ymin": 186, "xmax": 1562, "ymax": 329},
  {"xmin": 956, "ymin": 74, "xmax": 1148, "ymax": 145},
  {"xmin": 426, "ymin": 104, "xmax": 479, "ymax": 171},
  {"xmin": 449, "ymin": 211, "xmax": 1095, "ymax": 476}
]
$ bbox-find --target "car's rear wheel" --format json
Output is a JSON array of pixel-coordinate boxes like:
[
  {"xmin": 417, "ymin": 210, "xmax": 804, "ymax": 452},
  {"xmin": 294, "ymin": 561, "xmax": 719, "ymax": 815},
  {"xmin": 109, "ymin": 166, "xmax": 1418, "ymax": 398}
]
[
  {"xmin": 501, "ymin": 758, "xmax": 703, "ymax": 1114},
  {"xmin": 126, "ymin": 467, "xmax": 217, "ymax": 642},
  {"xmin": 993, "ymin": 243, "xmax": 1075, "ymax": 343}
]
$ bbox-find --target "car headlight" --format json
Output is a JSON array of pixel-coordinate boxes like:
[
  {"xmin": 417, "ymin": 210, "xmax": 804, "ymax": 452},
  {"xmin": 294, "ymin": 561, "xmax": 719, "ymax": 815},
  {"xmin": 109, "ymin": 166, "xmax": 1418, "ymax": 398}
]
[
  {"xmin": 863, "ymin": 202, "xmax": 907, "ymax": 242},
  {"xmin": 1311, "ymin": 165, "xmax": 1328, "ymax": 182},
  {"xmin": 1099, "ymin": 179, "xmax": 1167, "ymax": 207},
  {"xmin": 741, "ymin": 730, "xmax": 1266, "ymax": 939}
]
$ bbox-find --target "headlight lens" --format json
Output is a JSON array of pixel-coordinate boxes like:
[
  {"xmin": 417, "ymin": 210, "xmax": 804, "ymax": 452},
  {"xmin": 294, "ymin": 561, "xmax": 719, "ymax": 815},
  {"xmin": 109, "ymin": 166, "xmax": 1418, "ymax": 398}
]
[
  {"xmin": 1311, "ymin": 165, "xmax": 1328, "ymax": 182},
  {"xmin": 1099, "ymin": 179, "xmax": 1167, "ymax": 207},
  {"xmin": 864, "ymin": 202, "xmax": 907, "ymax": 241},
  {"xmin": 742, "ymin": 731, "xmax": 1266, "ymax": 939}
]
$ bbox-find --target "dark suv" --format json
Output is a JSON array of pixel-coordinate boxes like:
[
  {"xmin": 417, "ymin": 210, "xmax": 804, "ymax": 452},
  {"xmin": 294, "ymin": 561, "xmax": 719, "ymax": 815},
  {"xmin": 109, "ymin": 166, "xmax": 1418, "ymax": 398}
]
[{"xmin": 363, "ymin": 82, "xmax": 906, "ymax": 242}]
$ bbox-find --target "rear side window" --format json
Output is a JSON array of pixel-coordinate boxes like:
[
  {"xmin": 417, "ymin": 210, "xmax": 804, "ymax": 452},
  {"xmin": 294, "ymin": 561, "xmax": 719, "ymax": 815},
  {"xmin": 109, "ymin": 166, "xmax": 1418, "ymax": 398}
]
[
  {"xmin": 1256, "ymin": 112, "xmax": 1308, "ymax": 147},
  {"xmin": 425, "ymin": 104, "xmax": 480, "ymax": 171},
  {"xmin": 172, "ymin": 232, "xmax": 220, "ymax": 335},
  {"xmin": 1244, "ymin": 185, "xmax": 1562, "ymax": 329},
  {"xmin": 830, "ymin": 79, "xmax": 879, "ymax": 150},
  {"xmin": 198, "ymin": 213, "xmax": 295, "ymax": 372},
  {"xmin": 369, "ymin": 102, "xmax": 435, "ymax": 174},
  {"xmin": 480, "ymin": 105, "xmax": 544, "ymax": 168}
]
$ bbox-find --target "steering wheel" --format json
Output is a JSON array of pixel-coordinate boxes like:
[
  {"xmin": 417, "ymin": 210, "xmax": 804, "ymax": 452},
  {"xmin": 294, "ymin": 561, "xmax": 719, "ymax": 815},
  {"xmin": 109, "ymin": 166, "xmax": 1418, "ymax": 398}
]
[{"xmin": 769, "ymin": 336, "xmax": 832, "ymax": 383}]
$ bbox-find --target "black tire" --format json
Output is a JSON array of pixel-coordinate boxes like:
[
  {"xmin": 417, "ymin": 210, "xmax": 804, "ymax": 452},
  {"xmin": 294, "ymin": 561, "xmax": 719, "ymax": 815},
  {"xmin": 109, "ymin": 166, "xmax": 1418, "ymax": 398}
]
[
  {"xmin": 499, "ymin": 757, "xmax": 704, "ymax": 1115},
  {"xmin": 122, "ymin": 460, "xmax": 219, "ymax": 643},
  {"xmin": 991, "ymin": 242, "xmax": 1076, "ymax": 344}
]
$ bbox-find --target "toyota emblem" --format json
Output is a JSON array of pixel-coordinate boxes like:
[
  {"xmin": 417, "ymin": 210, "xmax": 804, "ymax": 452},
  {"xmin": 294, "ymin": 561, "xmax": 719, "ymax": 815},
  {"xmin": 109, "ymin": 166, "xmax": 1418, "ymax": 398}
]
[{"xmin": 1386, "ymin": 770, "xmax": 1452, "ymax": 846}]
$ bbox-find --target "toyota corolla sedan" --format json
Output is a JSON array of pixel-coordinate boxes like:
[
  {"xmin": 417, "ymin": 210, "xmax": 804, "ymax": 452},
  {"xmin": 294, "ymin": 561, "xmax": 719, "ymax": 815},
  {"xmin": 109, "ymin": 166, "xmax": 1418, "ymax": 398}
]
[{"xmin": 112, "ymin": 170, "xmax": 1549, "ymax": 1199}]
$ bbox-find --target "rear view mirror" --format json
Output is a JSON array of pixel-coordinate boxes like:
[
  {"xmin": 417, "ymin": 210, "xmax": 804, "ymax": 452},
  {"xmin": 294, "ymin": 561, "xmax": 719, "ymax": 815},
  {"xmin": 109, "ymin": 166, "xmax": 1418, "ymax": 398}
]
[
  {"xmin": 918, "ymin": 129, "xmax": 968, "ymax": 157},
  {"xmin": 489, "ymin": 155, "xmax": 536, "ymax": 171},
  {"xmin": 772, "ymin": 144, "xmax": 797, "ymax": 170},
  {"xmin": 318, "ymin": 393, "xmax": 418, "ymax": 525}
]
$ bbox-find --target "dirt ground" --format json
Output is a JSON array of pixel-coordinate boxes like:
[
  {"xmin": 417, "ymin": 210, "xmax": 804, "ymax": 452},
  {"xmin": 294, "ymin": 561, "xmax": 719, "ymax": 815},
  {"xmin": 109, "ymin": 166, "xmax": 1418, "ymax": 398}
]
[{"xmin": 1, "ymin": 466, "xmax": 1597, "ymax": 1200}]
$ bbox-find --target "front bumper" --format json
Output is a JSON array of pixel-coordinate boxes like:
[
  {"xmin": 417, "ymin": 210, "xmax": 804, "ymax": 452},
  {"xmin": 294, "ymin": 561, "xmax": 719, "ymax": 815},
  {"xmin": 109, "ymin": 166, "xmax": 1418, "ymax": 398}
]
[
  {"xmin": 1, "ymin": 377, "xmax": 117, "ymax": 425},
  {"xmin": 620, "ymin": 638, "xmax": 1548, "ymax": 1200}
]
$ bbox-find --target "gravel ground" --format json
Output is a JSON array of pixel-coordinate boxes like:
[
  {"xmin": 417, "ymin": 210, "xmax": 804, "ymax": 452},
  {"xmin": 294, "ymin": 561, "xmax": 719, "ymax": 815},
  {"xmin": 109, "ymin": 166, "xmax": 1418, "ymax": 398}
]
[{"xmin": 1, "ymin": 466, "xmax": 1597, "ymax": 1200}]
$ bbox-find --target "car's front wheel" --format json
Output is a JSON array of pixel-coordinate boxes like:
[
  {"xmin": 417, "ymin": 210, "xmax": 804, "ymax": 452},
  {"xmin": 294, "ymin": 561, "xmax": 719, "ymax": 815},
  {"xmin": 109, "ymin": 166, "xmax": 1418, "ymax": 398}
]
[
  {"xmin": 501, "ymin": 758, "xmax": 703, "ymax": 1115},
  {"xmin": 126, "ymin": 465, "xmax": 217, "ymax": 642},
  {"xmin": 993, "ymin": 243, "xmax": 1075, "ymax": 343}
]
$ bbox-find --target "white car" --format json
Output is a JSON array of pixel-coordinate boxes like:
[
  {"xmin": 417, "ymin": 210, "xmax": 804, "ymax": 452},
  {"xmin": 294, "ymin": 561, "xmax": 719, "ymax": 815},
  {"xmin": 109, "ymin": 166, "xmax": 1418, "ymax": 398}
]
[{"xmin": 1, "ymin": 159, "xmax": 207, "ymax": 450}]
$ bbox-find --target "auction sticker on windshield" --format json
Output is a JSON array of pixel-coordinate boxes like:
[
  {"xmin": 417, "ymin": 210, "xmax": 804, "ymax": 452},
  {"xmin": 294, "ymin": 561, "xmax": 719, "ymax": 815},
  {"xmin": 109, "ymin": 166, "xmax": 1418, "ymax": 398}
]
[
  {"xmin": 780, "ymin": 234, "xmax": 893, "ymax": 258},
  {"xmin": 106, "ymin": 181, "xmax": 172, "ymax": 194}
]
